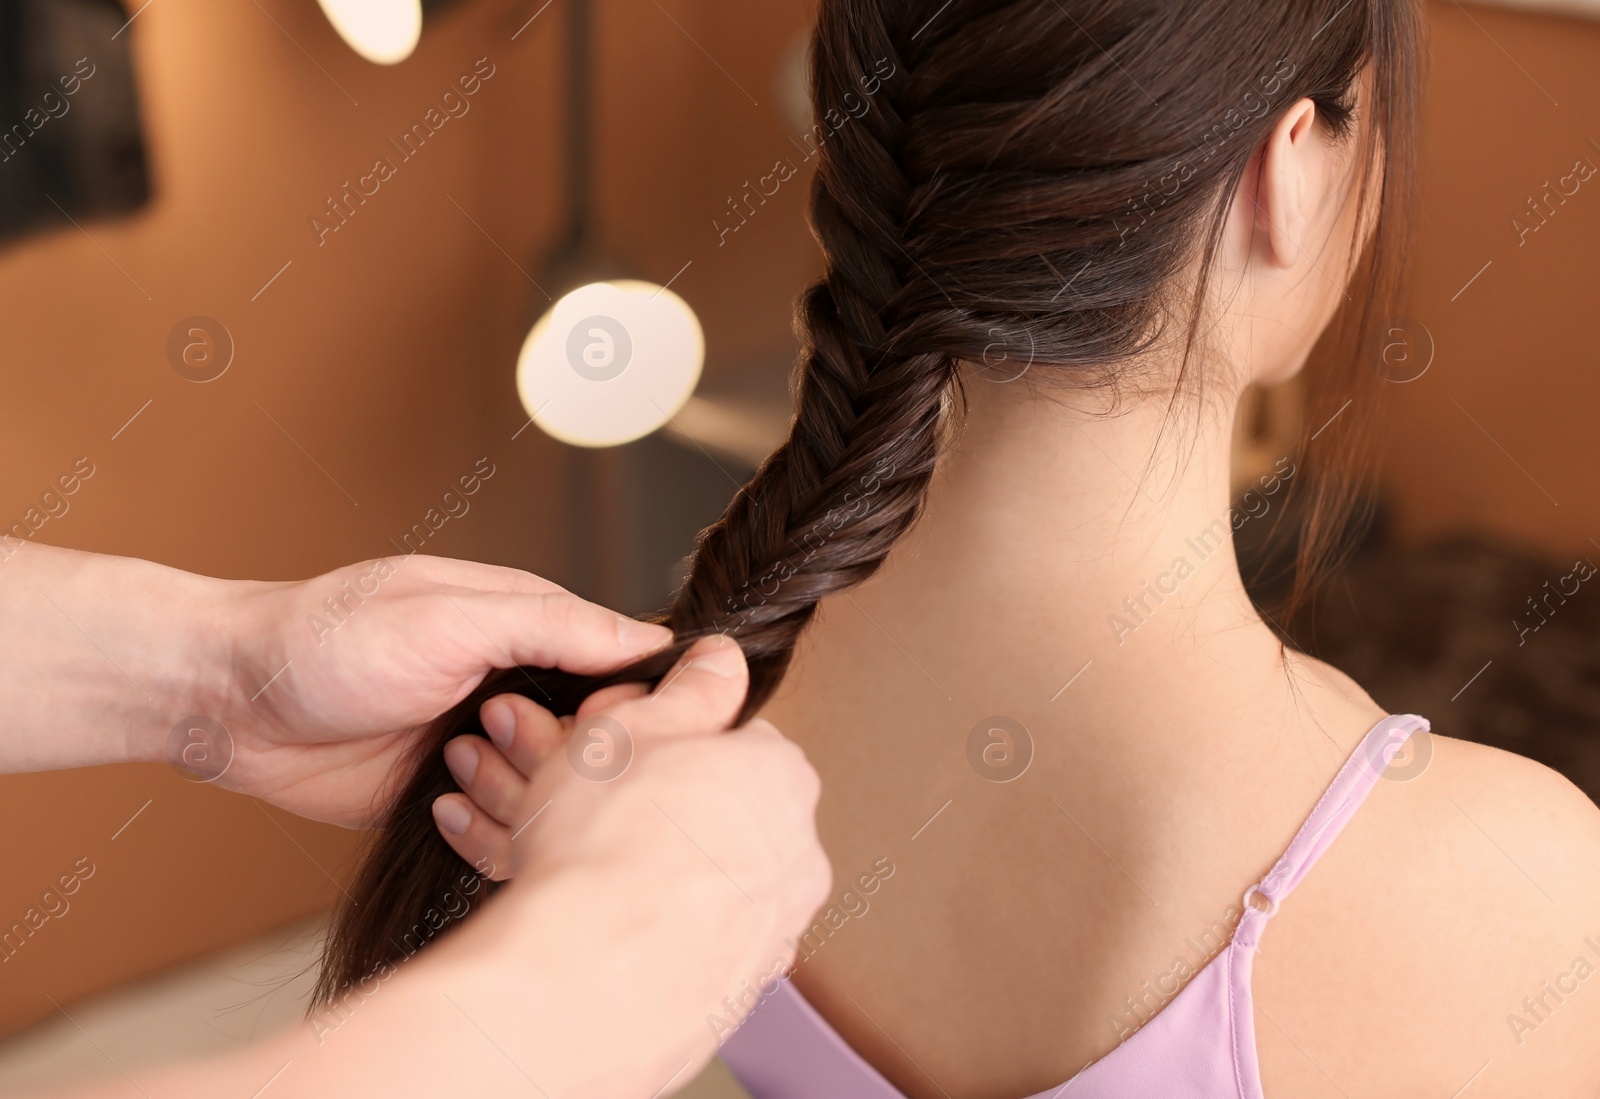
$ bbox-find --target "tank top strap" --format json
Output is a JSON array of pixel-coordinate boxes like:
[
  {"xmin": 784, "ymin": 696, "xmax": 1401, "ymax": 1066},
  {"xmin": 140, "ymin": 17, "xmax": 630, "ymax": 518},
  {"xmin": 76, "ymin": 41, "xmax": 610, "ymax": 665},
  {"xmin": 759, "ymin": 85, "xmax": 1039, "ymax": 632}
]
[{"xmin": 1233, "ymin": 713, "xmax": 1430, "ymax": 948}]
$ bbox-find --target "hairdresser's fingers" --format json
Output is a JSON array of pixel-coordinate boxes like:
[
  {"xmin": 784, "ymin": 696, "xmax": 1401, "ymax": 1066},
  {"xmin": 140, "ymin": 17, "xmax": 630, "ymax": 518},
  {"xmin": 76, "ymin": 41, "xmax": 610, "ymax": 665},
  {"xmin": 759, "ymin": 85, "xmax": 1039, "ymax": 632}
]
[
  {"xmin": 599, "ymin": 634, "xmax": 748, "ymax": 743},
  {"xmin": 479, "ymin": 694, "xmax": 567, "ymax": 777},
  {"xmin": 571, "ymin": 680, "xmax": 652, "ymax": 722},
  {"xmin": 443, "ymin": 735, "xmax": 533, "ymax": 827},
  {"xmin": 443, "ymin": 590, "xmax": 673, "ymax": 674},
  {"xmin": 398, "ymin": 554, "xmax": 565, "ymax": 595},
  {"xmin": 431, "ymin": 793, "xmax": 512, "ymax": 881}
]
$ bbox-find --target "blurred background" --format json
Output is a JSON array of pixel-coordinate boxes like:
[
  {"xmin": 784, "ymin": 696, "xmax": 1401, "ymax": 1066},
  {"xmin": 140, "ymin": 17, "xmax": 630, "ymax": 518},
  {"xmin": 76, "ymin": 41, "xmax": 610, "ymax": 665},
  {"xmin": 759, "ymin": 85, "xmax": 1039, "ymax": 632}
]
[{"xmin": 0, "ymin": 0, "xmax": 1594, "ymax": 1094}]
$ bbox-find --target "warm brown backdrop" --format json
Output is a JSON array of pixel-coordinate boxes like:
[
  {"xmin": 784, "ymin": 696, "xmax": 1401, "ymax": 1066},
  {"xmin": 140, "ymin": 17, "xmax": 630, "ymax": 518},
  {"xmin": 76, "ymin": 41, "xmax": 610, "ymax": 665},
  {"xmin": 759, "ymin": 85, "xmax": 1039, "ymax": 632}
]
[
  {"xmin": 1386, "ymin": 2, "xmax": 1600, "ymax": 560},
  {"xmin": 0, "ymin": 0, "xmax": 1593, "ymax": 1040},
  {"xmin": 0, "ymin": 0, "xmax": 818, "ymax": 1038}
]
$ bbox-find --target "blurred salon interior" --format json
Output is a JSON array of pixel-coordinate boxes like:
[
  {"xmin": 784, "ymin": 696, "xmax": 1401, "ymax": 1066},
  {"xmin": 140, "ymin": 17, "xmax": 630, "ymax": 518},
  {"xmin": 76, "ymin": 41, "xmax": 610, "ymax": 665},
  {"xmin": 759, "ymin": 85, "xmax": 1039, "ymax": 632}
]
[{"xmin": 0, "ymin": 0, "xmax": 1596, "ymax": 1094}]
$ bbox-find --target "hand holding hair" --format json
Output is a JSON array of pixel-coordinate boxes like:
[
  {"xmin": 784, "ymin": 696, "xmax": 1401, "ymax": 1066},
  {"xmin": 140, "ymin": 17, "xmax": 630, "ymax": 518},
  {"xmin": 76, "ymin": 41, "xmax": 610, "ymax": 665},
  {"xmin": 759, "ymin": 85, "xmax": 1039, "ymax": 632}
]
[
  {"xmin": 28, "ymin": 634, "xmax": 831, "ymax": 1098},
  {"xmin": 219, "ymin": 553, "xmax": 676, "ymax": 826},
  {"xmin": 0, "ymin": 545, "xmax": 669, "ymax": 819},
  {"xmin": 428, "ymin": 650, "xmax": 759, "ymax": 882},
  {"xmin": 293, "ymin": 635, "xmax": 832, "ymax": 1099}
]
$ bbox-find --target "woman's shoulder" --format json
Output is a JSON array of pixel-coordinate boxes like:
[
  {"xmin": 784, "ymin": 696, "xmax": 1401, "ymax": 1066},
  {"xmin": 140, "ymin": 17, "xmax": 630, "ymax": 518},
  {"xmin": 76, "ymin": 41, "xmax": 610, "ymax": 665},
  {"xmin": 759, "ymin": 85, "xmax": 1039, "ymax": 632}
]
[
  {"xmin": 1409, "ymin": 730, "xmax": 1600, "ymax": 897},
  {"xmin": 1428, "ymin": 733, "xmax": 1600, "ymax": 1091},
  {"xmin": 1274, "ymin": 726, "xmax": 1600, "ymax": 1095},
  {"xmin": 1291, "ymin": 651, "xmax": 1600, "ymax": 909}
]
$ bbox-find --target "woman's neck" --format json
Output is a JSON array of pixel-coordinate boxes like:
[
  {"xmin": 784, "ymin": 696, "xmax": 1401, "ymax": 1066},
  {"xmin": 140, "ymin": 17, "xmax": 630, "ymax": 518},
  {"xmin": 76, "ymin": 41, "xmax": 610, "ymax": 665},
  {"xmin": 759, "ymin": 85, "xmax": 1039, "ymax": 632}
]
[
  {"xmin": 766, "ymin": 370, "xmax": 1383, "ymax": 794},
  {"xmin": 909, "ymin": 375, "xmax": 1263, "ymax": 659}
]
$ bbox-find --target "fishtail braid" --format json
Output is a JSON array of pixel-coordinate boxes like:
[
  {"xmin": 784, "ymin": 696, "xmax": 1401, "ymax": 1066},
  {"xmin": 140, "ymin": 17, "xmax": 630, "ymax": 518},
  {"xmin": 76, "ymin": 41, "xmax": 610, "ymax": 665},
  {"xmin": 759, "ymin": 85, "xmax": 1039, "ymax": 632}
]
[{"xmin": 314, "ymin": 0, "xmax": 1418, "ymax": 1005}]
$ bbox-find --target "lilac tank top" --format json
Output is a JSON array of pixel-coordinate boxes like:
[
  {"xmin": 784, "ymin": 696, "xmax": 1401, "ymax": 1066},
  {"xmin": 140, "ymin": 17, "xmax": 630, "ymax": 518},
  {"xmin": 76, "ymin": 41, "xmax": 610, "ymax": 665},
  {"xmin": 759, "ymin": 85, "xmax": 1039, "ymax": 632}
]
[{"xmin": 720, "ymin": 713, "xmax": 1430, "ymax": 1099}]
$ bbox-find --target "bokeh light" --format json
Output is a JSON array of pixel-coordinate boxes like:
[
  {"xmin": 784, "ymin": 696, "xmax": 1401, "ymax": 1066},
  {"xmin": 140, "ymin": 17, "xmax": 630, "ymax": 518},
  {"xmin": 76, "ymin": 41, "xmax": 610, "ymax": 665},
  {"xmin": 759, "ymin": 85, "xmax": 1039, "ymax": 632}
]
[
  {"xmin": 315, "ymin": 0, "xmax": 423, "ymax": 65},
  {"xmin": 516, "ymin": 280, "xmax": 705, "ymax": 448}
]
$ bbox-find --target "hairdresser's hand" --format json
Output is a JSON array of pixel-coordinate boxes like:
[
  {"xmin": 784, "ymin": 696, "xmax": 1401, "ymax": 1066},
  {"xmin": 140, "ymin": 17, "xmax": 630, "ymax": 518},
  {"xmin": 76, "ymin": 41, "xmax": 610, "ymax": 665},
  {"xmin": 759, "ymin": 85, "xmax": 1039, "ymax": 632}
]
[
  {"xmin": 432, "ymin": 636, "xmax": 794, "ymax": 877},
  {"xmin": 428, "ymin": 640, "xmax": 725, "ymax": 878},
  {"xmin": 213, "ymin": 555, "xmax": 671, "ymax": 827},
  {"xmin": 77, "ymin": 635, "xmax": 831, "ymax": 1099},
  {"xmin": 401, "ymin": 634, "xmax": 831, "ymax": 1098},
  {"xmin": 426, "ymin": 630, "xmax": 771, "ymax": 878}
]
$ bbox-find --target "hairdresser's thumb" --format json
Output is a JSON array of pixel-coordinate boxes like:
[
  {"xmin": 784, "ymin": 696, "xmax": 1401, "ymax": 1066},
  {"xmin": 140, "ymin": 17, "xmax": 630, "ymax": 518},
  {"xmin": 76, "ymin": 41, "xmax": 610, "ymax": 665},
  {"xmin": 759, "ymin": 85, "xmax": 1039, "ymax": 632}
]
[{"xmin": 595, "ymin": 634, "xmax": 749, "ymax": 743}]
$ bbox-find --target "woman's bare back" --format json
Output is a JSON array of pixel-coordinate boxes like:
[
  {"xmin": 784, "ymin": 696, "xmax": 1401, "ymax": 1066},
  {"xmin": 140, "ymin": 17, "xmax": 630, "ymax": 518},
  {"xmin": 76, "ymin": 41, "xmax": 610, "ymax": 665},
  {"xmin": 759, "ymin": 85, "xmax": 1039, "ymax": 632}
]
[{"xmin": 757, "ymin": 582, "xmax": 1600, "ymax": 1099}]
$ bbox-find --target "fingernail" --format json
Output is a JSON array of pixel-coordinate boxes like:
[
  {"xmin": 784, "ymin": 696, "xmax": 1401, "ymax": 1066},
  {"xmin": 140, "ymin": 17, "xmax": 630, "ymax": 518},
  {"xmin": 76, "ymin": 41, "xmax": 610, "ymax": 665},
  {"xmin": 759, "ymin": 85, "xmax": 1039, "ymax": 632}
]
[
  {"xmin": 694, "ymin": 636, "xmax": 743, "ymax": 678},
  {"xmin": 445, "ymin": 740, "xmax": 480, "ymax": 787},
  {"xmin": 618, "ymin": 616, "xmax": 671, "ymax": 647},
  {"xmin": 481, "ymin": 699, "xmax": 516, "ymax": 752},
  {"xmin": 433, "ymin": 797, "xmax": 471, "ymax": 836}
]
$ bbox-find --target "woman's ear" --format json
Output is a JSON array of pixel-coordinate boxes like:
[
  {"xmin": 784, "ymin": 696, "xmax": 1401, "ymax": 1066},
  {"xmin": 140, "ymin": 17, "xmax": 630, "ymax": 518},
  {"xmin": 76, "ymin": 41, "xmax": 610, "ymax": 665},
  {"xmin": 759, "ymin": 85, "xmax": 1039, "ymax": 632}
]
[{"xmin": 1253, "ymin": 97, "xmax": 1328, "ymax": 270}]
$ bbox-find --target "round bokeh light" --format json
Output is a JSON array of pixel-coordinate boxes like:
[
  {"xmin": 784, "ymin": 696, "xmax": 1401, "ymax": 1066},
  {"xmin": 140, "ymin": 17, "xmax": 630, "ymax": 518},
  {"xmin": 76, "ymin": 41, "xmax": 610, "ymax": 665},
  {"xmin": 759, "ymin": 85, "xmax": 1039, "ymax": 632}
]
[
  {"xmin": 516, "ymin": 279, "xmax": 705, "ymax": 448},
  {"xmin": 315, "ymin": 0, "xmax": 423, "ymax": 65}
]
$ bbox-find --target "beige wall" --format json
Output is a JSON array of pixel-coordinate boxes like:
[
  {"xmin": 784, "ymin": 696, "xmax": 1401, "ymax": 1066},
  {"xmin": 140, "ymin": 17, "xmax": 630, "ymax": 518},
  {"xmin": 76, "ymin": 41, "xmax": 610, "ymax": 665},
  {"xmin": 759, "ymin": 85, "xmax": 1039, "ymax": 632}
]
[
  {"xmin": 0, "ymin": 0, "xmax": 816, "ymax": 1038},
  {"xmin": 1384, "ymin": 3, "xmax": 1600, "ymax": 557}
]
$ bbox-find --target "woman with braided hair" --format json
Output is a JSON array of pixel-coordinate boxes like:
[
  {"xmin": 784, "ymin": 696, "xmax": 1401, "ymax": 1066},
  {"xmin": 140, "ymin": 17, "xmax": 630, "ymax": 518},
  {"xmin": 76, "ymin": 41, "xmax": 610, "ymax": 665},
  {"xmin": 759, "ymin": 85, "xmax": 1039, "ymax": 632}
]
[{"xmin": 318, "ymin": 0, "xmax": 1600, "ymax": 1095}]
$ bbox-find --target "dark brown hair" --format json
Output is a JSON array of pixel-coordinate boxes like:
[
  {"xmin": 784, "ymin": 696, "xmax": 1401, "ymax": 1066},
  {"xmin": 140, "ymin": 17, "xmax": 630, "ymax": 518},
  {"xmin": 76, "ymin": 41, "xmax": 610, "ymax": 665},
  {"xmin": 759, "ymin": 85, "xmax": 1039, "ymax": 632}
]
[{"xmin": 312, "ymin": 0, "xmax": 1422, "ymax": 1007}]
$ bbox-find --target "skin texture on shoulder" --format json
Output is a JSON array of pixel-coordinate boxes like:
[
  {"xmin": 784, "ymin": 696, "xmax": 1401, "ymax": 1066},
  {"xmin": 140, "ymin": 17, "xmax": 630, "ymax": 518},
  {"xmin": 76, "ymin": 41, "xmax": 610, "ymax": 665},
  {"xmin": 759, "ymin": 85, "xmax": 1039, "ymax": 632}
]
[{"xmin": 1252, "ymin": 729, "xmax": 1600, "ymax": 1098}]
